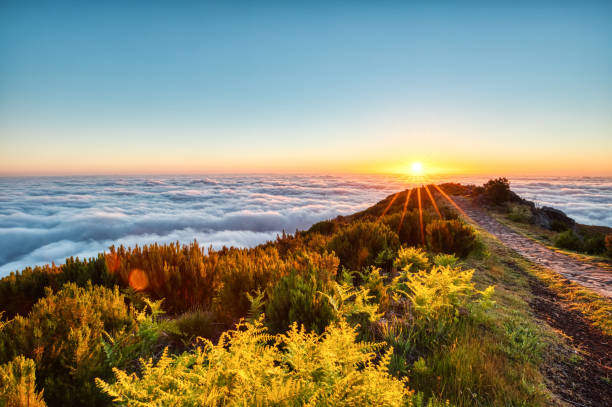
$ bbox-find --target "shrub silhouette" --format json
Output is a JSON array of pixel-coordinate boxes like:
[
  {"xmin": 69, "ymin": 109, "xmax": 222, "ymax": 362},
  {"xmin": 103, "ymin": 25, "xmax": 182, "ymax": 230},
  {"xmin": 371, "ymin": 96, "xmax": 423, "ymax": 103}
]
[
  {"xmin": 483, "ymin": 178, "xmax": 511, "ymax": 204},
  {"xmin": 425, "ymin": 220, "xmax": 476, "ymax": 258},
  {"xmin": 328, "ymin": 221, "xmax": 400, "ymax": 271}
]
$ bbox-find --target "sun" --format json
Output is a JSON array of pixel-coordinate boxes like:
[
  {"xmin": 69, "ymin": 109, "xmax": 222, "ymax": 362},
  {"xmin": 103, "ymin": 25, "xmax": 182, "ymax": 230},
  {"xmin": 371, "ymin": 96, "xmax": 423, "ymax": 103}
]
[{"xmin": 411, "ymin": 161, "xmax": 424, "ymax": 175}]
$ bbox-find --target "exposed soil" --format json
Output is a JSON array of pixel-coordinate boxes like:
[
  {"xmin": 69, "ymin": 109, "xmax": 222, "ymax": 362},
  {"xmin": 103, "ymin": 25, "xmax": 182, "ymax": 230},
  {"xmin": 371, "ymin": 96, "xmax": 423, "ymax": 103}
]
[
  {"xmin": 527, "ymin": 268, "xmax": 611, "ymax": 406},
  {"xmin": 453, "ymin": 197, "xmax": 612, "ymax": 406}
]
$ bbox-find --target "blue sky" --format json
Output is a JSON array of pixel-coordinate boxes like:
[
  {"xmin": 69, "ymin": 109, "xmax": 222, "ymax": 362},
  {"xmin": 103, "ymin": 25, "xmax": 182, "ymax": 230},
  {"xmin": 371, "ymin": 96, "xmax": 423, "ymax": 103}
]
[{"xmin": 1, "ymin": 1, "xmax": 611, "ymax": 175}]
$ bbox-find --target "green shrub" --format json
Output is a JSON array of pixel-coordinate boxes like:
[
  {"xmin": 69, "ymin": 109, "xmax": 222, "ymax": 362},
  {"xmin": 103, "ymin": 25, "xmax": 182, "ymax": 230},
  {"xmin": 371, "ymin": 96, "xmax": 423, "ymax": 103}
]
[
  {"xmin": 215, "ymin": 248, "xmax": 338, "ymax": 323},
  {"xmin": 0, "ymin": 356, "xmax": 46, "ymax": 407},
  {"xmin": 554, "ymin": 230, "xmax": 583, "ymax": 251},
  {"xmin": 425, "ymin": 220, "xmax": 476, "ymax": 258},
  {"xmin": 382, "ymin": 210, "xmax": 438, "ymax": 247},
  {"xmin": 583, "ymin": 235, "xmax": 605, "ymax": 255},
  {"xmin": 360, "ymin": 267, "xmax": 388, "ymax": 306},
  {"xmin": 394, "ymin": 247, "xmax": 430, "ymax": 272},
  {"xmin": 378, "ymin": 318, "xmax": 415, "ymax": 376},
  {"xmin": 0, "ymin": 283, "xmax": 135, "ymax": 406},
  {"xmin": 506, "ymin": 204, "xmax": 532, "ymax": 223},
  {"xmin": 432, "ymin": 254, "xmax": 459, "ymax": 267},
  {"xmin": 503, "ymin": 316, "xmax": 543, "ymax": 363},
  {"xmin": 265, "ymin": 271, "xmax": 335, "ymax": 334},
  {"xmin": 483, "ymin": 178, "xmax": 511, "ymax": 204},
  {"xmin": 606, "ymin": 235, "xmax": 612, "ymax": 258},
  {"xmin": 97, "ymin": 318, "xmax": 413, "ymax": 406},
  {"xmin": 308, "ymin": 219, "xmax": 338, "ymax": 235},
  {"xmin": 328, "ymin": 221, "xmax": 400, "ymax": 271},
  {"xmin": 214, "ymin": 246, "xmax": 292, "ymax": 322},
  {"xmin": 550, "ymin": 220, "xmax": 569, "ymax": 232},
  {"xmin": 374, "ymin": 247, "xmax": 398, "ymax": 273},
  {"xmin": 102, "ymin": 299, "xmax": 182, "ymax": 372},
  {"xmin": 172, "ymin": 309, "xmax": 218, "ymax": 342}
]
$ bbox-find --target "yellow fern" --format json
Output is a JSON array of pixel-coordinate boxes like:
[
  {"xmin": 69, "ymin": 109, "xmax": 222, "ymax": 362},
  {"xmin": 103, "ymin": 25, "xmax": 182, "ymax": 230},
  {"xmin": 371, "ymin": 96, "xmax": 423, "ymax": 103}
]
[{"xmin": 97, "ymin": 316, "xmax": 411, "ymax": 406}]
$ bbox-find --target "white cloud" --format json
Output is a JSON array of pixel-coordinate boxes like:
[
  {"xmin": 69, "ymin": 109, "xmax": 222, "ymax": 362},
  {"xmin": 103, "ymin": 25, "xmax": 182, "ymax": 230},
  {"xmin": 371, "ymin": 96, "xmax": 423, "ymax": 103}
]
[
  {"xmin": 0, "ymin": 175, "xmax": 408, "ymax": 276},
  {"xmin": 1, "ymin": 174, "xmax": 610, "ymax": 277}
]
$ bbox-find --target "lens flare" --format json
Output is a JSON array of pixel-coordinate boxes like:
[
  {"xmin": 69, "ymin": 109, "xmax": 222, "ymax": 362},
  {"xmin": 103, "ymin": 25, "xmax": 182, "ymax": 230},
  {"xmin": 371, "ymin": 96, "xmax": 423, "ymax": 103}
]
[
  {"xmin": 417, "ymin": 186, "xmax": 425, "ymax": 245},
  {"xmin": 378, "ymin": 192, "xmax": 400, "ymax": 221},
  {"xmin": 398, "ymin": 189, "xmax": 413, "ymax": 235},
  {"xmin": 128, "ymin": 268, "xmax": 149, "ymax": 291},
  {"xmin": 432, "ymin": 184, "xmax": 472, "ymax": 221},
  {"xmin": 424, "ymin": 184, "xmax": 442, "ymax": 219}
]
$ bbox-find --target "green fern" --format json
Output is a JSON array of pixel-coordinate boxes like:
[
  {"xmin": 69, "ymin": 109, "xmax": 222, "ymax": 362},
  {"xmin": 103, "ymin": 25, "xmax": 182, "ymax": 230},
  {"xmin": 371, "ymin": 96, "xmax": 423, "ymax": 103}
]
[
  {"xmin": 245, "ymin": 289, "xmax": 265, "ymax": 323},
  {"xmin": 394, "ymin": 247, "xmax": 430, "ymax": 272},
  {"xmin": 97, "ymin": 316, "xmax": 412, "ymax": 406}
]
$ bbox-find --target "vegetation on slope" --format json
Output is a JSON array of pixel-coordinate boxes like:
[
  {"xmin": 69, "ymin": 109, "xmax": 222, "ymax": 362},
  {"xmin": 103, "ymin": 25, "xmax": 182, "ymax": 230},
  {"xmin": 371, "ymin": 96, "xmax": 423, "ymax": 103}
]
[
  {"xmin": 477, "ymin": 177, "xmax": 612, "ymax": 261},
  {"xmin": 1, "ymin": 181, "xmax": 609, "ymax": 406}
]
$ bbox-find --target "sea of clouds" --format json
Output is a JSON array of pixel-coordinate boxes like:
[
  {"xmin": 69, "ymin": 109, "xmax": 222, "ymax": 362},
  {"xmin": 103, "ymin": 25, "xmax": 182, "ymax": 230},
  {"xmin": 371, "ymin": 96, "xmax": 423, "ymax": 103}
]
[{"xmin": 1, "ymin": 175, "xmax": 610, "ymax": 277}]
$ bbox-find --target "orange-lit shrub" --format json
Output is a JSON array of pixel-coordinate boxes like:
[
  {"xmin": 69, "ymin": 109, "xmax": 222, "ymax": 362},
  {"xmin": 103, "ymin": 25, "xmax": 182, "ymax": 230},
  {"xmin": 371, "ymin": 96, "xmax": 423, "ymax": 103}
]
[
  {"xmin": 382, "ymin": 209, "xmax": 437, "ymax": 247},
  {"xmin": 425, "ymin": 220, "xmax": 476, "ymax": 258},
  {"xmin": 0, "ymin": 255, "xmax": 114, "ymax": 318},
  {"xmin": 0, "ymin": 356, "xmax": 47, "ymax": 407},
  {"xmin": 109, "ymin": 242, "xmax": 221, "ymax": 314},
  {"xmin": 327, "ymin": 221, "xmax": 399, "ymax": 271},
  {"xmin": 213, "ymin": 246, "xmax": 291, "ymax": 322}
]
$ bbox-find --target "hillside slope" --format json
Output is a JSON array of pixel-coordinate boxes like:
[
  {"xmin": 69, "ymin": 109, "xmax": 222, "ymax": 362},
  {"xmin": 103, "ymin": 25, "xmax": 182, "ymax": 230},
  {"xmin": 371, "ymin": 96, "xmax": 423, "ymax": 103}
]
[{"xmin": 1, "ymin": 183, "xmax": 611, "ymax": 406}]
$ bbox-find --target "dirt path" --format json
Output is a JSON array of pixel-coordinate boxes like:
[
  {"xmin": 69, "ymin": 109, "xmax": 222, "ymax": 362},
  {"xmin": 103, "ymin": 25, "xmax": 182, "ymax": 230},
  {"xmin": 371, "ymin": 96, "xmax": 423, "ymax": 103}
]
[
  {"xmin": 452, "ymin": 196, "xmax": 612, "ymax": 405},
  {"xmin": 526, "ymin": 268, "xmax": 612, "ymax": 406},
  {"xmin": 453, "ymin": 196, "xmax": 612, "ymax": 299}
]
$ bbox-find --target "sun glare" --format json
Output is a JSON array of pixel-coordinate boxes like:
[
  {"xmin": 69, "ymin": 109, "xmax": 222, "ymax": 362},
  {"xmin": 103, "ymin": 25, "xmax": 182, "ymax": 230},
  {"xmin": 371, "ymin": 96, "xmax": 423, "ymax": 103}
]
[{"xmin": 411, "ymin": 162, "xmax": 424, "ymax": 175}]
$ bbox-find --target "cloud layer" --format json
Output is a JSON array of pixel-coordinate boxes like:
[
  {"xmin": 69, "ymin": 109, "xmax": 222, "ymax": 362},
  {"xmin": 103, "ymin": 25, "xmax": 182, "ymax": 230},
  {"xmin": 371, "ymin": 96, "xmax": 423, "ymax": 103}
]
[
  {"xmin": 508, "ymin": 177, "xmax": 612, "ymax": 227},
  {"xmin": 0, "ymin": 175, "xmax": 407, "ymax": 276},
  {"xmin": 1, "ymin": 175, "xmax": 610, "ymax": 277}
]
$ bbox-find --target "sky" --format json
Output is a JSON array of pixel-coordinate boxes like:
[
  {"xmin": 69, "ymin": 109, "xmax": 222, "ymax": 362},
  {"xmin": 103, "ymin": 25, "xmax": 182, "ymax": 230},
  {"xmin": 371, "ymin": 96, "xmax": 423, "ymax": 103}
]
[{"xmin": 1, "ymin": 1, "xmax": 611, "ymax": 176}]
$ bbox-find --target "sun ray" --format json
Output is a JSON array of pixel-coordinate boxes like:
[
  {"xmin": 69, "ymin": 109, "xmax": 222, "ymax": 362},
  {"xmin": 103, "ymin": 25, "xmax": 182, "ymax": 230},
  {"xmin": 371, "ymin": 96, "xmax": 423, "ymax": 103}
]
[
  {"xmin": 378, "ymin": 191, "xmax": 400, "ymax": 221},
  {"xmin": 417, "ymin": 186, "xmax": 425, "ymax": 246},
  {"xmin": 423, "ymin": 184, "xmax": 442, "ymax": 219},
  {"xmin": 397, "ymin": 189, "xmax": 413, "ymax": 234},
  {"xmin": 432, "ymin": 184, "xmax": 472, "ymax": 221}
]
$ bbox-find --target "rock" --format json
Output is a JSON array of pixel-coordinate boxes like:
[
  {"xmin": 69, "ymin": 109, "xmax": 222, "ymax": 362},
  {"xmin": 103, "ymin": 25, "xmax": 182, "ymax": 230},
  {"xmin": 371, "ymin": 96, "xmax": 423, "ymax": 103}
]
[
  {"xmin": 533, "ymin": 206, "xmax": 576, "ymax": 231},
  {"xmin": 474, "ymin": 187, "xmax": 576, "ymax": 231}
]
